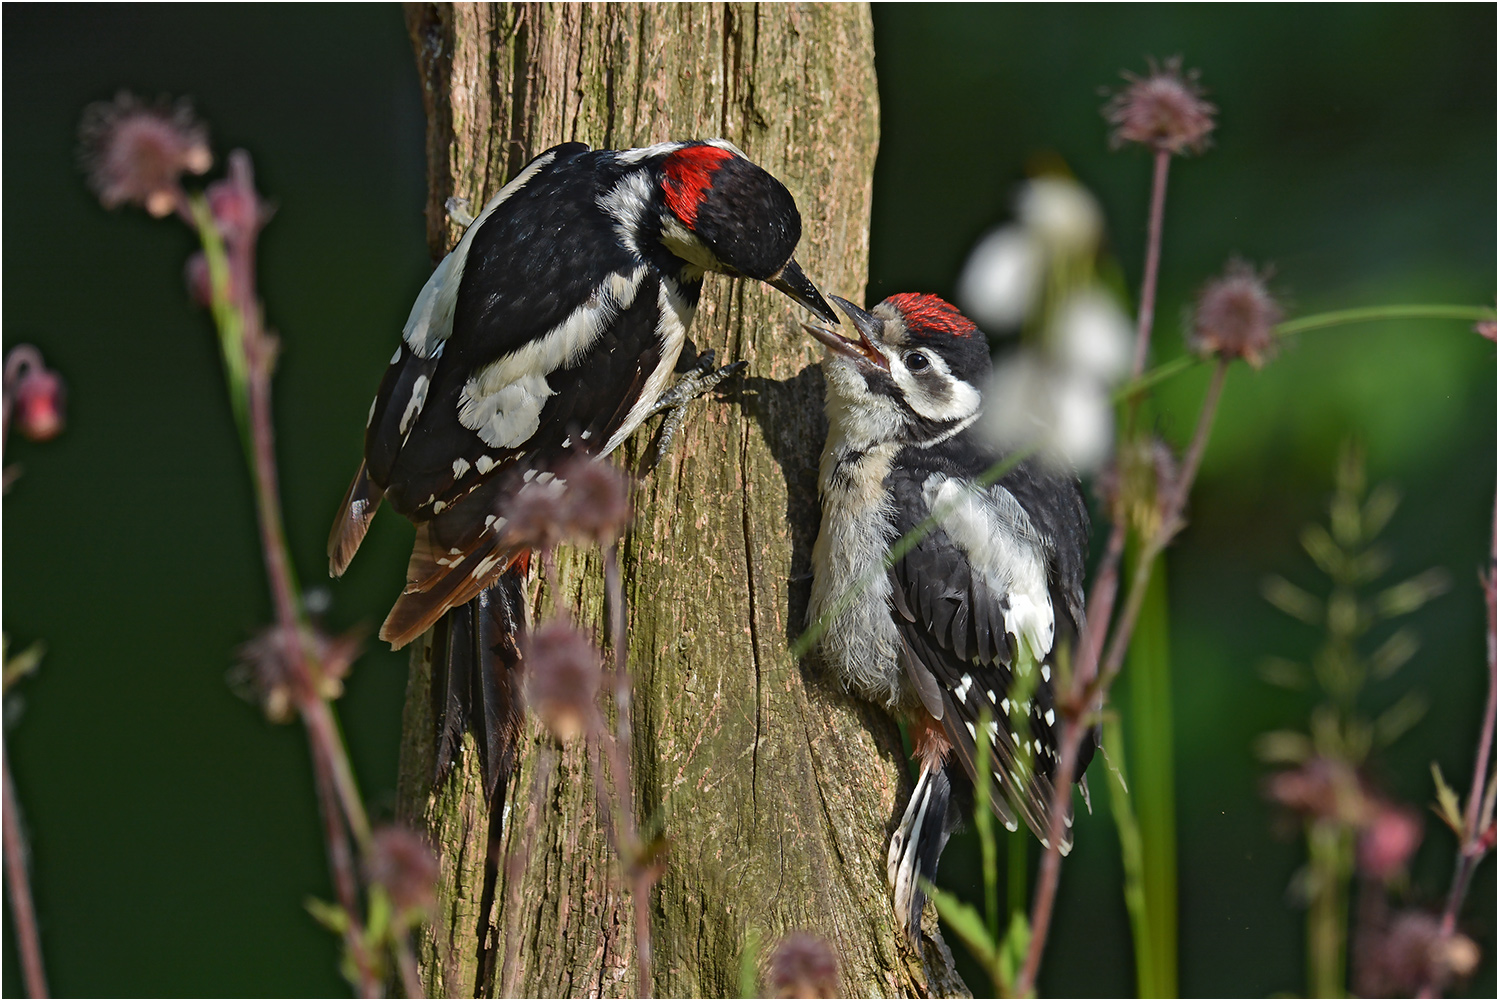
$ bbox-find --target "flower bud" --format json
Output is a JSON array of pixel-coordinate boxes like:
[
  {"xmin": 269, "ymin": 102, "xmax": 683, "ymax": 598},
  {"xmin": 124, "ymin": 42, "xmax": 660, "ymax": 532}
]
[
  {"xmin": 1189, "ymin": 259, "xmax": 1283, "ymax": 368},
  {"xmin": 1103, "ymin": 57, "xmax": 1217, "ymax": 156},
  {"xmin": 79, "ymin": 92, "xmax": 211, "ymax": 217}
]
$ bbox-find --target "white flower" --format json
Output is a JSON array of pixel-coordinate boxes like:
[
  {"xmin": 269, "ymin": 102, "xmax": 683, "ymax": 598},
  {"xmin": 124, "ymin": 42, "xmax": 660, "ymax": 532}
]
[
  {"xmin": 1053, "ymin": 289, "xmax": 1133, "ymax": 381},
  {"xmin": 956, "ymin": 226, "xmax": 1040, "ymax": 330},
  {"xmin": 982, "ymin": 353, "xmax": 1114, "ymax": 473},
  {"xmin": 1017, "ymin": 177, "xmax": 1102, "ymax": 255}
]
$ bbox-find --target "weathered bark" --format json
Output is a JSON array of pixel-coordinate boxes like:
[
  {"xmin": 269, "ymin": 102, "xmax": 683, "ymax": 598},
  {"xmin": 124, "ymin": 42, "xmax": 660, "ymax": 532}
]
[{"xmin": 395, "ymin": 4, "xmax": 965, "ymax": 996}]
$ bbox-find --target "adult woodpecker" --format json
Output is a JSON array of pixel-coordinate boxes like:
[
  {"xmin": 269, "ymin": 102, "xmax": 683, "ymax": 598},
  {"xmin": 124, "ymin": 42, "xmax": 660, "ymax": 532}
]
[
  {"xmin": 329, "ymin": 139, "xmax": 834, "ymax": 793},
  {"xmin": 805, "ymin": 293, "xmax": 1094, "ymax": 935}
]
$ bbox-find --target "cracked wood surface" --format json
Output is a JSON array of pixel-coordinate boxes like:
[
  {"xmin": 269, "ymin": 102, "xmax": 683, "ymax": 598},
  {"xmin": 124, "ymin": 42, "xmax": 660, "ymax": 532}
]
[{"xmin": 395, "ymin": 4, "xmax": 966, "ymax": 996}]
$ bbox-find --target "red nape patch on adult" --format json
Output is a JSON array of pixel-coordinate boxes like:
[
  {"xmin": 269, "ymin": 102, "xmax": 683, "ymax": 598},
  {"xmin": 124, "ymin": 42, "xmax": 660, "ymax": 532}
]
[
  {"xmin": 885, "ymin": 293, "xmax": 979, "ymax": 338},
  {"xmin": 662, "ymin": 145, "xmax": 735, "ymax": 227}
]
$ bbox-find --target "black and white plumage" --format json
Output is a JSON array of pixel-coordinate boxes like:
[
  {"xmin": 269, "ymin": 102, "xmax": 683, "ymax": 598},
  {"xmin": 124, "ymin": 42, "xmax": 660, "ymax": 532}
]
[
  {"xmin": 329, "ymin": 139, "xmax": 833, "ymax": 793},
  {"xmin": 805, "ymin": 293, "xmax": 1094, "ymax": 934}
]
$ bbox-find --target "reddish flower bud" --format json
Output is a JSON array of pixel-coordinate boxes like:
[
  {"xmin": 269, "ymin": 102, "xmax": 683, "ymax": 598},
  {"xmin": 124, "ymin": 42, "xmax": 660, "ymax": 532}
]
[
  {"xmin": 1355, "ymin": 910, "xmax": 1479, "ymax": 997},
  {"xmin": 1189, "ymin": 259, "xmax": 1283, "ymax": 368},
  {"xmin": 230, "ymin": 623, "xmax": 359, "ymax": 723},
  {"xmin": 367, "ymin": 826, "xmax": 438, "ymax": 917},
  {"xmin": 523, "ymin": 620, "xmax": 602, "ymax": 742},
  {"xmin": 768, "ymin": 932, "xmax": 838, "ymax": 998},
  {"xmin": 1357, "ymin": 801, "xmax": 1423, "ymax": 881},
  {"xmin": 1476, "ymin": 320, "xmax": 1496, "ymax": 342},
  {"xmin": 1104, "ymin": 57, "xmax": 1217, "ymax": 156},
  {"xmin": 206, "ymin": 150, "xmax": 269, "ymax": 248},
  {"xmin": 4, "ymin": 345, "xmax": 67, "ymax": 445},
  {"xmin": 79, "ymin": 92, "xmax": 211, "ymax": 218},
  {"xmin": 184, "ymin": 252, "xmax": 216, "ymax": 308}
]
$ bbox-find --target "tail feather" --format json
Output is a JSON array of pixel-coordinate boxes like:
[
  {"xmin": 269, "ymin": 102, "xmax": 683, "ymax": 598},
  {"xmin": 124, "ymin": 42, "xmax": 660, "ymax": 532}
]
[
  {"xmin": 328, "ymin": 461, "xmax": 384, "ymax": 577},
  {"xmin": 887, "ymin": 761, "xmax": 958, "ymax": 938}
]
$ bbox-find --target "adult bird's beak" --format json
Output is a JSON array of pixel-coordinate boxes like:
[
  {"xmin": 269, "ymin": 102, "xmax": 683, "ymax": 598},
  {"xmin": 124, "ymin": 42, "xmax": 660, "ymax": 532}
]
[
  {"xmin": 767, "ymin": 258, "xmax": 838, "ymax": 324},
  {"xmin": 801, "ymin": 294, "xmax": 889, "ymax": 370}
]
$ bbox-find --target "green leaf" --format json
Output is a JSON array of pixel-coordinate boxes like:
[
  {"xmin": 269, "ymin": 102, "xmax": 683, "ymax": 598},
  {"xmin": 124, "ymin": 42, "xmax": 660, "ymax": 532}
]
[
  {"xmin": 1262, "ymin": 576, "xmax": 1323, "ymax": 625},
  {"xmin": 1431, "ymin": 763, "xmax": 1465, "ymax": 835},
  {"xmin": 925, "ymin": 881, "xmax": 998, "ymax": 971},
  {"xmin": 304, "ymin": 896, "xmax": 350, "ymax": 935},
  {"xmin": 1370, "ymin": 628, "xmax": 1420, "ymax": 679},
  {"xmin": 1300, "ymin": 524, "xmax": 1346, "ymax": 580},
  {"xmin": 1376, "ymin": 569, "xmax": 1450, "ymax": 618},
  {"xmin": 737, "ymin": 927, "xmax": 762, "ymax": 999},
  {"xmin": 1373, "ymin": 691, "xmax": 1427, "ymax": 747},
  {"xmin": 1255, "ymin": 730, "xmax": 1314, "ymax": 765},
  {"xmin": 1361, "ymin": 485, "xmax": 1401, "ymax": 541},
  {"xmin": 365, "ymin": 884, "xmax": 391, "ymax": 944},
  {"xmin": 999, "ymin": 910, "xmax": 1034, "ymax": 995},
  {"xmin": 1258, "ymin": 657, "xmax": 1308, "ymax": 690},
  {"xmin": 2, "ymin": 638, "xmax": 45, "ymax": 693}
]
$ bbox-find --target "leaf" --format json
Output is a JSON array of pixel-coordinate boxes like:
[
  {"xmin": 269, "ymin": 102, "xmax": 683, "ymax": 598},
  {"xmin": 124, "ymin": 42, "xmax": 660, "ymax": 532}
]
[
  {"xmin": 1349, "ymin": 545, "xmax": 1392, "ymax": 584},
  {"xmin": 1258, "ymin": 657, "xmax": 1308, "ymax": 690},
  {"xmin": 1431, "ymin": 762, "xmax": 1464, "ymax": 835},
  {"xmin": 925, "ymin": 881, "xmax": 998, "ymax": 972},
  {"xmin": 1361, "ymin": 484, "xmax": 1401, "ymax": 541},
  {"xmin": 304, "ymin": 896, "xmax": 350, "ymax": 935},
  {"xmin": 1255, "ymin": 730, "xmax": 1314, "ymax": 765},
  {"xmin": 2, "ymin": 638, "xmax": 45, "ymax": 693},
  {"xmin": 999, "ymin": 910, "xmax": 1033, "ymax": 996},
  {"xmin": 1300, "ymin": 524, "xmax": 1345, "ymax": 579},
  {"xmin": 737, "ymin": 927, "xmax": 762, "ymax": 999},
  {"xmin": 1369, "ymin": 628, "xmax": 1420, "ymax": 679},
  {"xmin": 1372, "ymin": 691, "xmax": 1427, "ymax": 747},
  {"xmin": 1376, "ymin": 569, "xmax": 1450, "ymax": 618},
  {"xmin": 1262, "ymin": 576, "xmax": 1323, "ymax": 625}
]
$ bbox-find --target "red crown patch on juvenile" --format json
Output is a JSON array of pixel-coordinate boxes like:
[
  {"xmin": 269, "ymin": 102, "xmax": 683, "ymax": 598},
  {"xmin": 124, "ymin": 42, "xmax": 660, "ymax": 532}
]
[
  {"xmin": 662, "ymin": 144, "xmax": 736, "ymax": 227},
  {"xmin": 884, "ymin": 293, "xmax": 978, "ymax": 338}
]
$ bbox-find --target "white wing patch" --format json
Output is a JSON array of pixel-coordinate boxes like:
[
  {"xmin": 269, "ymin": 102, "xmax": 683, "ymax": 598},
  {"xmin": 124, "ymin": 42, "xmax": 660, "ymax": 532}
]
[
  {"xmin": 922, "ymin": 474, "xmax": 1055, "ymax": 659},
  {"xmin": 457, "ymin": 268, "xmax": 647, "ymax": 449},
  {"xmin": 402, "ymin": 149, "xmax": 561, "ymax": 359}
]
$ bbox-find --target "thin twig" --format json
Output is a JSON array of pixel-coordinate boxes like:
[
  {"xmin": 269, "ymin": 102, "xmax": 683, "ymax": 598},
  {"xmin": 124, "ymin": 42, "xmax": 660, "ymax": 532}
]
[
  {"xmin": 1420, "ymin": 501, "xmax": 1498, "ymax": 998},
  {"xmin": 3, "ymin": 755, "xmax": 48, "ymax": 999},
  {"xmin": 1128, "ymin": 149, "xmax": 1172, "ymax": 383},
  {"xmin": 310, "ymin": 738, "xmax": 382, "ymax": 999}
]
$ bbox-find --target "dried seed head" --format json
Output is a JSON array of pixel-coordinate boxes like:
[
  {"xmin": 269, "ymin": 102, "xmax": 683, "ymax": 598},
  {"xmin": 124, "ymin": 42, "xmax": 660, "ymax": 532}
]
[
  {"xmin": 79, "ymin": 92, "xmax": 212, "ymax": 217},
  {"xmin": 229, "ymin": 623, "xmax": 360, "ymax": 723},
  {"xmin": 1356, "ymin": 910, "xmax": 1480, "ymax": 997},
  {"xmin": 1104, "ymin": 57, "xmax": 1217, "ymax": 156},
  {"xmin": 1189, "ymin": 259, "xmax": 1283, "ymax": 367},
  {"xmin": 555, "ymin": 457, "xmax": 633, "ymax": 544},
  {"xmin": 1096, "ymin": 436, "xmax": 1178, "ymax": 539},
  {"xmin": 523, "ymin": 620, "xmax": 602, "ymax": 742},
  {"xmin": 367, "ymin": 826, "xmax": 439, "ymax": 917},
  {"xmin": 502, "ymin": 476, "xmax": 570, "ymax": 553},
  {"xmin": 768, "ymin": 932, "xmax": 838, "ymax": 998}
]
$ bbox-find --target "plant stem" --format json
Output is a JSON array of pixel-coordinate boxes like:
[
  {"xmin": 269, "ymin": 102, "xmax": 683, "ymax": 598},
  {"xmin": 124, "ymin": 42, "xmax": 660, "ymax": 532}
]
[
  {"xmin": 3, "ymin": 755, "xmax": 48, "ymax": 999},
  {"xmin": 1017, "ymin": 359, "xmax": 1231, "ymax": 996},
  {"xmin": 1420, "ymin": 500, "xmax": 1498, "ymax": 997},
  {"xmin": 1116, "ymin": 304, "xmax": 1497, "ymax": 401},
  {"xmin": 1129, "ymin": 149, "xmax": 1172, "ymax": 383}
]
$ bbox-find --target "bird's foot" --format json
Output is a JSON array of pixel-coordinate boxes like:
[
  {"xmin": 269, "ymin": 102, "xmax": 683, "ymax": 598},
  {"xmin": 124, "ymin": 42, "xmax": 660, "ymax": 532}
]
[{"xmin": 643, "ymin": 348, "xmax": 748, "ymax": 470}]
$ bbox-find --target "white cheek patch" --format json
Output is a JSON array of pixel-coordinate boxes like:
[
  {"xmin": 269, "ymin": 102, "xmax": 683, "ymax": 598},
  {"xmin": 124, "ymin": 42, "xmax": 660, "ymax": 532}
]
[
  {"xmin": 890, "ymin": 350, "xmax": 982, "ymax": 424},
  {"xmin": 458, "ymin": 268, "xmax": 646, "ymax": 449},
  {"xmin": 922, "ymin": 474, "xmax": 1055, "ymax": 659},
  {"xmin": 403, "ymin": 150, "xmax": 560, "ymax": 359},
  {"xmin": 659, "ymin": 213, "xmax": 720, "ymax": 274}
]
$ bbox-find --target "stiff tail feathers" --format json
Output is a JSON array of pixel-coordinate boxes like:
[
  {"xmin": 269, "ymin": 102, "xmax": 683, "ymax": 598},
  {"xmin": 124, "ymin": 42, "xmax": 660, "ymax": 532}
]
[
  {"xmin": 887, "ymin": 761, "xmax": 959, "ymax": 938},
  {"xmin": 327, "ymin": 461, "xmax": 384, "ymax": 578},
  {"xmin": 431, "ymin": 567, "xmax": 527, "ymax": 799}
]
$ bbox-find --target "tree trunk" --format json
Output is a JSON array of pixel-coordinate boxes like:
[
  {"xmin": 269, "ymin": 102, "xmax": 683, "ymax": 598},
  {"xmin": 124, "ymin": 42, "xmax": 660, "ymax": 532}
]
[{"xmin": 395, "ymin": 4, "xmax": 965, "ymax": 996}]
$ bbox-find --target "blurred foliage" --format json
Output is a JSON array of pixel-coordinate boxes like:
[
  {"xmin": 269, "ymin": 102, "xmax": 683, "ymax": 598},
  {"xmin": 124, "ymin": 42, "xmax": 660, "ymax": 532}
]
[{"xmin": 2, "ymin": 4, "xmax": 1494, "ymax": 996}]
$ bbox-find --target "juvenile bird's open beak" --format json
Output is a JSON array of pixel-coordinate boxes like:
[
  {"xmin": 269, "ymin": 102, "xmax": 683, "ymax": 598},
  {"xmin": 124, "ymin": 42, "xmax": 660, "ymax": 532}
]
[
  {"xmin": 767, "ymin": 258, "xmax": 838, "ymax": 324},
  {"xmin": 801, "ymin": 294, "xmax": 889, "ymax": 370}
]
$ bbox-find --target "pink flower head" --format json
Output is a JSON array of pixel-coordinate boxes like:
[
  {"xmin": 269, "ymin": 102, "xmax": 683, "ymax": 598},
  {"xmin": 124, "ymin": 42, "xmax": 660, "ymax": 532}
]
[
  {"xmin": 367, "ymin": 826, "xmax": 439, "ymax": 916},
  {"xmin": 1357, "ymin": 800, "xmax": 1423, "ymax": 881},
  {"xmin": 4, "ymin": 346, "xmax": 66, "ymax": 444},
  {"xmin": 1189, "ymin": 259, "xmax": 1284, "ymax": 367},
  {"xmin": 523, "ymin": 620, "xmax": 602, "ymax": 742},
  {"xmin": 1104, "ymin": 57, "xmax": 1217, "ymax": 156},
  {"xmin": 79, "ymin": 92, "xmax": 212, "ymax": 217},
  {"xmin": 768, "ymin": 932, "xmax": 838, "ymax": 998}
]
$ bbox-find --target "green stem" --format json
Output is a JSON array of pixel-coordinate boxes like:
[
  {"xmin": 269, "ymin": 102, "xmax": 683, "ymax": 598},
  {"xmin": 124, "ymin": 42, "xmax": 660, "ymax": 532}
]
[
  {"xmin": 1116, "ymin": 303, "xmax": 1496, "ymax": 401},
  {"xmin": 1306, "ymin": 821, "xmax": 1353, "ymax": 998}
]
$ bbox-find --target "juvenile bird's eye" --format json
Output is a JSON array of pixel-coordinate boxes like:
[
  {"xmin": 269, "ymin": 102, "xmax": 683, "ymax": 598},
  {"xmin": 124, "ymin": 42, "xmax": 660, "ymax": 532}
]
[{"xmin": 904, "ymin": 351, "xmax": 930, "ymax": 371}]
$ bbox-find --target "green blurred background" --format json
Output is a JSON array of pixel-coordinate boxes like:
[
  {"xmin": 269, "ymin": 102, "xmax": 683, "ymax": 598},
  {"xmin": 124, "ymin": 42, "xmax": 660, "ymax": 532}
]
[{"xmin": 3, "ymin": 5, "xmax": 1493, "ymax": 996}]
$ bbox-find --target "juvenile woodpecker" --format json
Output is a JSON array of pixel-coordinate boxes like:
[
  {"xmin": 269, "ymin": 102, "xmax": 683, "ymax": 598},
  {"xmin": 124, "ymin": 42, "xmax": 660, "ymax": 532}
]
[
  {"xmin": 805, "ymin": 293, "xmax": 1094, "ymax": 934},
  {"xmin": 329, "ymin": 139, "xmax": 834, "ymax": 793}
]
